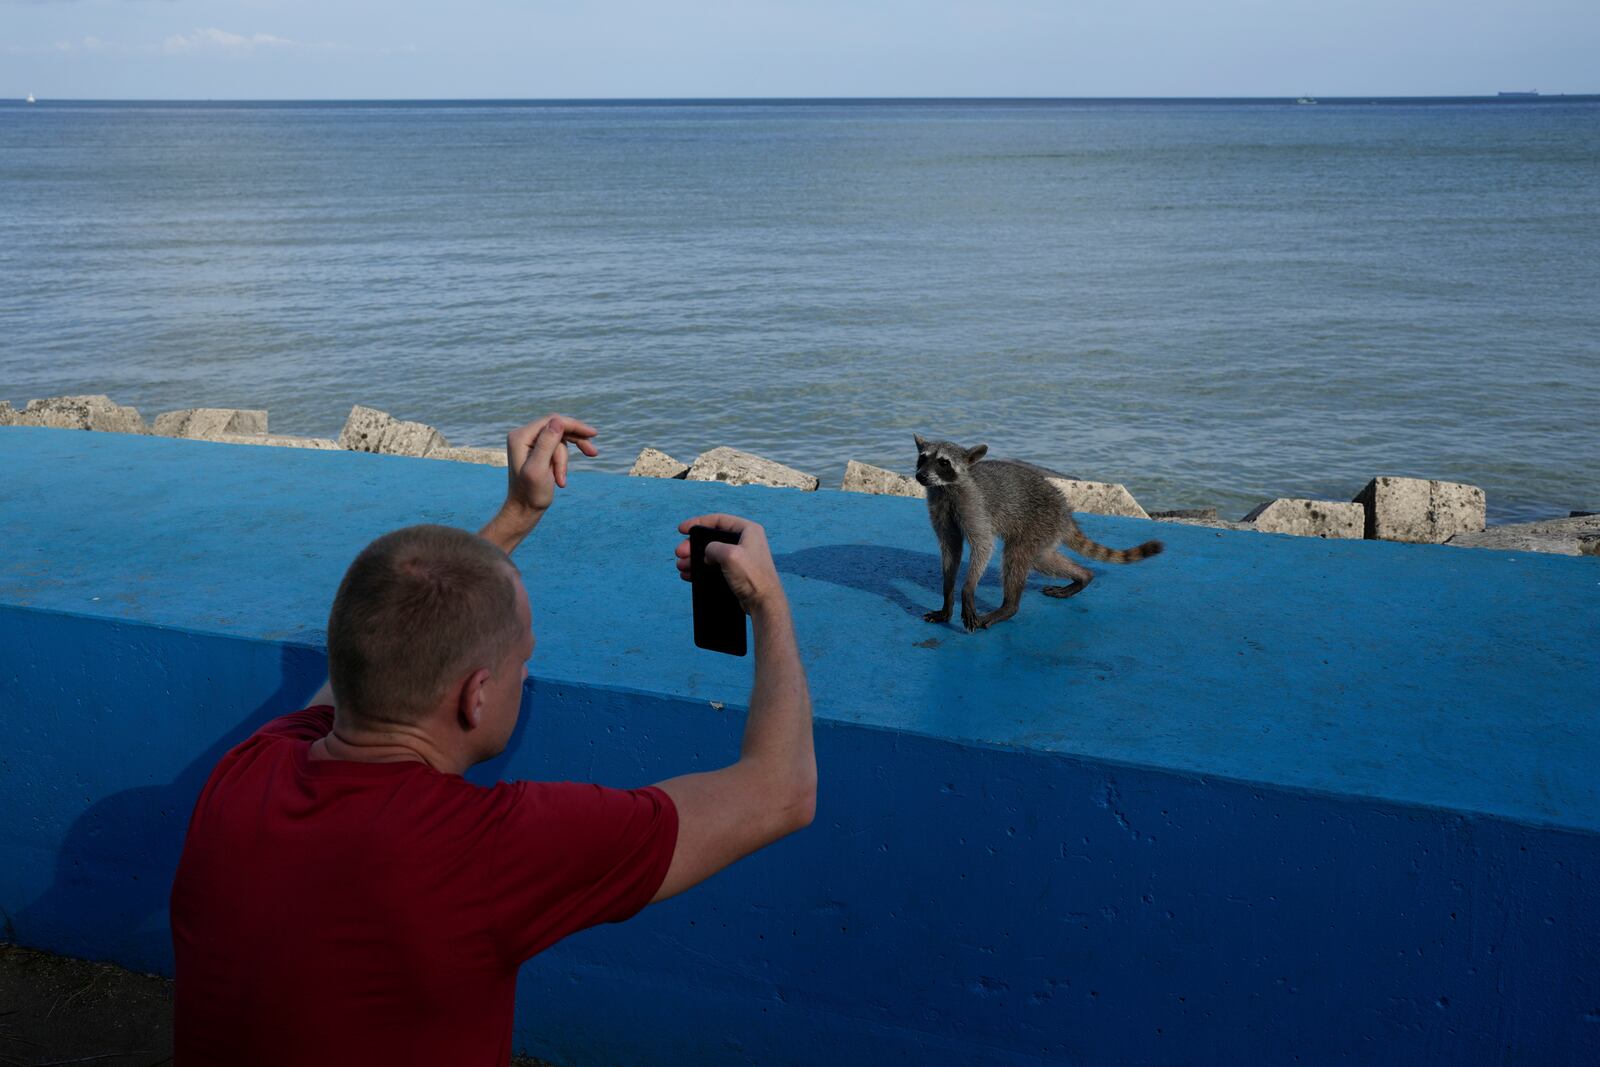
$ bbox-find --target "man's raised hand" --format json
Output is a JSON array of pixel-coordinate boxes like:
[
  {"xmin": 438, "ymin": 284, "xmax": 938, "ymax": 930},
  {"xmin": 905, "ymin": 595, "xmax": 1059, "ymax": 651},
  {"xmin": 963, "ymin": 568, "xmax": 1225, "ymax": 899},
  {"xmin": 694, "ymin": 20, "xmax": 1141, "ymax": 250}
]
[
  {"xmin": 505, "ymin": 414, "xmax": 599, "ymax": 515},
  {"xmin": 479, "ymin": 414, "xmax": 598, "ymax": 555}
]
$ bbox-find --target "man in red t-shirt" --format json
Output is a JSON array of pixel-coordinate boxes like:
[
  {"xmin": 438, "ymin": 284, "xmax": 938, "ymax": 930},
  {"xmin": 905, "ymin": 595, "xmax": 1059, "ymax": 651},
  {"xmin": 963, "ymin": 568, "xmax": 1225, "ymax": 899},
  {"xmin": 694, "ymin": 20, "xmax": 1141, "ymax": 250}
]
[{"xmin": 170, "ymin": 414, "xmax": 816, "ymax": 1066}]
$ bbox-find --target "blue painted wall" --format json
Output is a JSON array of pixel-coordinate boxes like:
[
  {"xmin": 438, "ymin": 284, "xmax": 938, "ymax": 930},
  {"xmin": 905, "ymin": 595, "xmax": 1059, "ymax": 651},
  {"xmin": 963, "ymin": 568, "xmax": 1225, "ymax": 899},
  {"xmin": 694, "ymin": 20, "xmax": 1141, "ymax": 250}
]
[{"xmin": 2, "ymin": 427, "xmax": 1597, "ymax": 1064}]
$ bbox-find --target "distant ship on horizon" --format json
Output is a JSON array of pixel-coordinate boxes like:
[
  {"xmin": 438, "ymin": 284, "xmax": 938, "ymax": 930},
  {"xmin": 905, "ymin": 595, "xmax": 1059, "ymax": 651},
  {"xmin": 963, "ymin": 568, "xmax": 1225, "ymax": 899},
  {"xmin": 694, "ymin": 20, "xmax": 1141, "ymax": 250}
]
[
  {"xmin": 1497, "ymin": 90, "xmax": 1539, "ymax": 97},
  {"xmin": 25, "ymin": 92, "xmax": 36, "ymax": 104}
]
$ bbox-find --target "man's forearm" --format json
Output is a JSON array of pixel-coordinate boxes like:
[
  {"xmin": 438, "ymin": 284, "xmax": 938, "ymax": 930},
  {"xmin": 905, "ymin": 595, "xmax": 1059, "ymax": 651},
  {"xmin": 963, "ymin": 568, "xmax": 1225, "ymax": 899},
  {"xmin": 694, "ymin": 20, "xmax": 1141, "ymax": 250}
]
[
  {"xmin": 738, "ymin": 594, "xmax": 815, "ymax": 793},
  {"xmin": 478, "ymin": 502, "xmax": 544, "ymax": 556}
]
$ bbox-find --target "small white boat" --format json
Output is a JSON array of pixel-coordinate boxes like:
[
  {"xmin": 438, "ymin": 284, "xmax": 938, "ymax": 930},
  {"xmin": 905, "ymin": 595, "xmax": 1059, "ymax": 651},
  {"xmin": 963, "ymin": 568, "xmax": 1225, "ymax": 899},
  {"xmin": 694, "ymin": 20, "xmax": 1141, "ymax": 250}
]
[
  {"xmin": 1295, "ymin": 96, "xmax": 1317, "ymax": 105},
  {"xmin": 26, "ymin": 92, "xmax": 37, "ymax": 105}
]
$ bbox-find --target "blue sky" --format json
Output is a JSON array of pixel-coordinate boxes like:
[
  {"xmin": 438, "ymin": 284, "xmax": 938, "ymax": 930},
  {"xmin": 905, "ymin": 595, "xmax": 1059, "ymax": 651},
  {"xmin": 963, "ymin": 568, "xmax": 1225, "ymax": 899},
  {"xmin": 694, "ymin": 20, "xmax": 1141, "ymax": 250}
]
[{"xmin": 4, "ymin": 0, "xmax": 1596, "ymax": 100}]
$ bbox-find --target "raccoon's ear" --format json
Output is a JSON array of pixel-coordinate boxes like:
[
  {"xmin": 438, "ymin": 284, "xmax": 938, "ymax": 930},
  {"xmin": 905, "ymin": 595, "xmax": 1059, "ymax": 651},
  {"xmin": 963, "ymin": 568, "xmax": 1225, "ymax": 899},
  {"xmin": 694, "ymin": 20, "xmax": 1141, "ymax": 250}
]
[
  {"xmin": 966, "ymin": 444, "xmax": 988, "ymax": 463},
  {"xmin": 913, "ymin": 433, "xmax": 927, "ymax": 450}
]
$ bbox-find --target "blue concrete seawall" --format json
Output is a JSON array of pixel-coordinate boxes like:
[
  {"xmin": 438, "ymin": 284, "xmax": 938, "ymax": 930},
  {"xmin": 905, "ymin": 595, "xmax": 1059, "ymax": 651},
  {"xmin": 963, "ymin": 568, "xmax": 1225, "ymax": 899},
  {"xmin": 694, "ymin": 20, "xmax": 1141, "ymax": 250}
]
[{"xmin": 2, "ymin": 426, "xmax": 1597, "ymax": 1065}]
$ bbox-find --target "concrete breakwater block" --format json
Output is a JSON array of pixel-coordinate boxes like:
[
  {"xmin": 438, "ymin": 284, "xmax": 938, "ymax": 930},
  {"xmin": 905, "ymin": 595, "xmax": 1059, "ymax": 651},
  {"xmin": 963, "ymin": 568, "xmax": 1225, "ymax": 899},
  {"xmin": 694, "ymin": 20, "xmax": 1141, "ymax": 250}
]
[
  {"xmin": 1243, "ymin": 498, "xmax": 1365, "ymax": 539},
  {"xmin": 841, "ymin": 460, "xmax": 924, "ymax": 498},
  {"xmin": 1447, "ymin": 514, "xmax": 1600, "ymax": 557},
  {"xmin": 1353, "ymin": 476, "xmax": 1485, "ymax": 543},
  {"xmin": 628, "ymin": 447, "xmax": 689, "ymax": 479},
  {"xmin": 429, "ymin": 446, "xmax": 507, "ymax": 467},
  {"xmin": 1043, "ymin": 477, "xmax": 1150, "ymax": 519},
  {"xmin": 1151, "ymin": 507, "xmax": 1218, "ymax": 521},
  {"xmin": 0, "ymin": 401, "xmax": 16, "ymax": 426},
  {"xmin": 153, "ymin": 408, "xmax": 268, "ymax": 439},
  {"xmin": 211, "ymin": 433, "xmax": 340, "ymax": 450},
  {"xmin": 14, "ymin": 395, "xmax": 146, "ymax": 434},
  {"xmin": 686, "ymin": 447, "xmax": 819, "ymax": 491},
  {"xmin": 338, "ymin": 405, "xmax": 446, "ymax": 457}
]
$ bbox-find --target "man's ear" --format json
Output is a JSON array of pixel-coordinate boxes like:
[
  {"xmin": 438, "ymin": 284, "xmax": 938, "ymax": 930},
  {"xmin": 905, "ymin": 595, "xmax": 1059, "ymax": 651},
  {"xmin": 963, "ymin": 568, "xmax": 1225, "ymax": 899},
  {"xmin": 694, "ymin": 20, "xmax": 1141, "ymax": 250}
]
[
  {"xmin": 913, "ymin": 433, "xmax": 927, "ymax": 451},
  {"xmin": 457, "ymin": 668, "xmax": 492, "ymax": 731},
  {"xmin": 966, "ymin": 444, "xmax": 988, "ymax": 463}
]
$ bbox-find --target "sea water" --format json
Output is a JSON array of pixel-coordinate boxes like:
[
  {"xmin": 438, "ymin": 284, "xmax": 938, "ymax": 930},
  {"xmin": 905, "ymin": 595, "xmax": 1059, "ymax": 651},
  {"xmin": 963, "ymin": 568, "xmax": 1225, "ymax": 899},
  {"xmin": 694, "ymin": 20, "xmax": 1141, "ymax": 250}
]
[{"xmin": 2, "ymin": 98, "xmax": 1597, "ymax": 522}]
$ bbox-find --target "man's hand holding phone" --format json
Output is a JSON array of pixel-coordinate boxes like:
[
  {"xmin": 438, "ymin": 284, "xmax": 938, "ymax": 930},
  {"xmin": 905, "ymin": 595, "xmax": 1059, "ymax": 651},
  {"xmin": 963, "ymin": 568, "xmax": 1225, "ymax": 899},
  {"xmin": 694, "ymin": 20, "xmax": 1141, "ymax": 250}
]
[{"xmin": 676, "ymin": 516, "xmax": 787, "ymax": 656}]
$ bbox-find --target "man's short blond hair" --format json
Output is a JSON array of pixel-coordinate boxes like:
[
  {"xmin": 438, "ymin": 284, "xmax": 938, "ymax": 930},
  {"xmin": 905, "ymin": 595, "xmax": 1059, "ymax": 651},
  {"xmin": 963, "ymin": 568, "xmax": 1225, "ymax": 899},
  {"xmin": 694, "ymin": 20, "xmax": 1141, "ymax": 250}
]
[{"xmin": 327, "ymin": 524, "xmax": 522, "ymax": 725}]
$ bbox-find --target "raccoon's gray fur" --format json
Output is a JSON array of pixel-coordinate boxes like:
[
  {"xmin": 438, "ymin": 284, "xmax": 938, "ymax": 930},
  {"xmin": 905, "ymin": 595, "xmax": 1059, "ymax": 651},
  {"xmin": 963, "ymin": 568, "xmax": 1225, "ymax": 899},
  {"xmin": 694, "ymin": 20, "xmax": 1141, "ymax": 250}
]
[{"xmin": 913, "ymin": 434, "xmax": 1163, "ymax": 632}]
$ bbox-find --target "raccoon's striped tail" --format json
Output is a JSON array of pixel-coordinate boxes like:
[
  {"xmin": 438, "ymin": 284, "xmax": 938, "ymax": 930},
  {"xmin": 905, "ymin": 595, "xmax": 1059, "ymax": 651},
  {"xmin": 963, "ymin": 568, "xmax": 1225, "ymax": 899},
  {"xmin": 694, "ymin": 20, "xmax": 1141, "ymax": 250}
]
[{"xmin": 1062, "ymin": 514, "xmax": 1164, "ymax": 563}]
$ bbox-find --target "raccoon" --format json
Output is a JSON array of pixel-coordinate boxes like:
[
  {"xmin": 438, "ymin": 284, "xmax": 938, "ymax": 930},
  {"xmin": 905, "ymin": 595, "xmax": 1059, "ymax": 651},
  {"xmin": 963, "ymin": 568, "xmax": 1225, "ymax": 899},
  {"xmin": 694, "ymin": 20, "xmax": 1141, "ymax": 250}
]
[{"xmin": 914, "ymin": 434, "xmax": 1163, "ymax": 631}]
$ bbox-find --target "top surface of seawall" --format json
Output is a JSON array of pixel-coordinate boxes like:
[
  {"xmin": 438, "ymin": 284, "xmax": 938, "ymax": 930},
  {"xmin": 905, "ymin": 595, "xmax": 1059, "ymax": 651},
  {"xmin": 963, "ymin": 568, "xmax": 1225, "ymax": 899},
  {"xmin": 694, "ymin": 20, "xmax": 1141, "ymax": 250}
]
[{"xmin": 3, "ymin": 427, "xmax": 1597, "ymax": 832}]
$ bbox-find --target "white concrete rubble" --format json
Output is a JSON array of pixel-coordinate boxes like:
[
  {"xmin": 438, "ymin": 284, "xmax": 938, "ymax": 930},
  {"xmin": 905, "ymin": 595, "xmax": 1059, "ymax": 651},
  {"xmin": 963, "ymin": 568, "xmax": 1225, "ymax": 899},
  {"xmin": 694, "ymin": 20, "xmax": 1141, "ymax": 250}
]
[
  {"xmin": 1446, "ymin": 514, "xmax": 1600, "ymax": 557},
  {"xmin": 686, "ymin": 447, "xmax": 819, "ymax": 491},
  {"xmin": 429, "ymin": 446, "xmax": 508, "ymax": 467},
  {"xmin": 338, "ymin": 405, "xmax": 446, "ymax": 457},
  {"xmin": 211, "ymin": 433, "xmax": 340, "ymax": 450},
  {"xmin": 1043, "ymin": 478, "xmax": 1150, "ymax": 519},
  {"xmin": 841, "ymin": 460, "xmax": 925, "ymax": 498},
  {"xmin": 16, "ymin": 395, "xmax": 146, "ymax": 434},
  {"xmin": 154, "ymin": 408, "xmax": 268, "ymax": 439},
  {"xmin": 1242, "ymin": 498, "xmax": 1365, "ymax": 539},
  {"xmin": 1352, "ymin": 476, "xmax": 1485, "ymax": 543},
  {"xmin": 1155, "ymin": 516, "xmax": 1257, "ymax": 532},
  {"xmin": 629, "ymin": 448, "xmax": 690, "ymax": 479}
]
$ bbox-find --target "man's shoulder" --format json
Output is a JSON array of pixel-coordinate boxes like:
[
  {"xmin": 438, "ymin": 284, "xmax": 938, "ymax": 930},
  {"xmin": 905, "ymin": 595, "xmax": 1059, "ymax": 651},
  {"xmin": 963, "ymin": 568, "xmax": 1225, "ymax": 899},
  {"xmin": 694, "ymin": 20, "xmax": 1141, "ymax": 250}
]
[
  {"xmin": 197, "ymin": 706, "xmax": 332, "ymax": 796},
  {"xmin": 252, "ymin": 704, "xmax": 335, "ymax": 742}
]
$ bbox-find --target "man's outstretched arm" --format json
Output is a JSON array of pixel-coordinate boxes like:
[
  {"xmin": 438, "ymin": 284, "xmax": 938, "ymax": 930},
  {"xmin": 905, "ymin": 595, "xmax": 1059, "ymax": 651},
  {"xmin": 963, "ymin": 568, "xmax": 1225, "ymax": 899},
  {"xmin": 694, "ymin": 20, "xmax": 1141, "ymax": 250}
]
[
  {"xmin": 651, "ymin": 514, "xmax": 817, "ymax": 903},
  {"xmin": 302, "ymin": 413, "xmax": 598, "ymax": 710}
]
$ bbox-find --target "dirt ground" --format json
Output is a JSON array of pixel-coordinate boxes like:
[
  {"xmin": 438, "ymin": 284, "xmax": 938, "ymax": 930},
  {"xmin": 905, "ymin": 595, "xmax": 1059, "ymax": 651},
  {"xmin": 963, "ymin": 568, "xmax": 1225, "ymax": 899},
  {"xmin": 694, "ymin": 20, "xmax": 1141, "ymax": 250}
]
[
  {"xmin": 0, "ymin": 943, "xmax": 173, "ymax": 1067},
  {"xmin": 0, "ymin": 943, "xmax": 555, "ymax": 1066}
]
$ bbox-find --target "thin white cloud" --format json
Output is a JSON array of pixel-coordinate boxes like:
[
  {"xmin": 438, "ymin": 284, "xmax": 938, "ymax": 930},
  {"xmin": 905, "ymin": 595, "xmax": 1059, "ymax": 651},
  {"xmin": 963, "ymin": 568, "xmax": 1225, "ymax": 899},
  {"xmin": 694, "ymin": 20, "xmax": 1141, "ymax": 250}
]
[
  {"xmin": 3, "ymin": 36, "xmax": 113, "ymax": 55},
  {"xmin": 2, "ymin": 28, "xmax": 409, "ymax": 57},
  {"xmin": 161, "ymin": 28, "xmax": 300, "ymax": 55}
]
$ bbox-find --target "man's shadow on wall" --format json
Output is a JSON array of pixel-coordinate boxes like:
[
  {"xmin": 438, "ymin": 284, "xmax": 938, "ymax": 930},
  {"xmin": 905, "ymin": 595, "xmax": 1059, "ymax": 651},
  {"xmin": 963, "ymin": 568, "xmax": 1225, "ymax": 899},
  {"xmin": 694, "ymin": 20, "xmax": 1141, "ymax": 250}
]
[
  {"xmin": 772, "ymin": 543, "xmax": 1060, "ymax": 619},
  {"xmin": 9, "ymin": 644, "xmax": 323, "ymax": 971},
  {"xmin": 10, "ymin": 640, "xmax": 532, "ymax": 974}
]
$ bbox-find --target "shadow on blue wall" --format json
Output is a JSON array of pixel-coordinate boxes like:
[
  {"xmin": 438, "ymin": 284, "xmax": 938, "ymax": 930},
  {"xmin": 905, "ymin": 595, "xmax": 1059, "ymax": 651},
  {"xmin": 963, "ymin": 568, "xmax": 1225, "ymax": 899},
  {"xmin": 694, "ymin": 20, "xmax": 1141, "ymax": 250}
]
[{"xmin": 11, "ymin": 643, "xmax": 325, "ymax": 971}]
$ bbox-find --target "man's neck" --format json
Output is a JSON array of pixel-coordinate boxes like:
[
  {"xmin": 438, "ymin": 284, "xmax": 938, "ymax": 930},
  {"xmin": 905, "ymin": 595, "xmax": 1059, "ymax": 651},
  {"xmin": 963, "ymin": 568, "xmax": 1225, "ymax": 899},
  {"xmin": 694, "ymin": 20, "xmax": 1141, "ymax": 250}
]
[{"xmin": 311, "ymin": 712, "xmax": 468, "ymax": 775}]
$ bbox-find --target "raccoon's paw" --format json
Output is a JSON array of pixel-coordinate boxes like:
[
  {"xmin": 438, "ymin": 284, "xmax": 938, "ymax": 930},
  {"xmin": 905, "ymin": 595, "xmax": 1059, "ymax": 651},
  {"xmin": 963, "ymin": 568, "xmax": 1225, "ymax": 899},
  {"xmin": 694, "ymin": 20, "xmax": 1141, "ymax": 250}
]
[
  {"xmin": 961, "ymin": 605, "xmax": 979, "ymax": 632},
  {"xmin": 923, "ymin": 608, "xmax": 951, "ymax": 624}
]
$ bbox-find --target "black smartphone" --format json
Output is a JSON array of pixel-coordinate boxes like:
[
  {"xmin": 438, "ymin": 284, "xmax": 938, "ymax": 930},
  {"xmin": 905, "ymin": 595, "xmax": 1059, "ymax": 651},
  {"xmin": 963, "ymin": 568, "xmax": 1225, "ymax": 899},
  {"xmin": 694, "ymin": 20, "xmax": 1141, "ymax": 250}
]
[{"xmin": 690, "ymin": 525, "xmax": 748, "ymax": 657}]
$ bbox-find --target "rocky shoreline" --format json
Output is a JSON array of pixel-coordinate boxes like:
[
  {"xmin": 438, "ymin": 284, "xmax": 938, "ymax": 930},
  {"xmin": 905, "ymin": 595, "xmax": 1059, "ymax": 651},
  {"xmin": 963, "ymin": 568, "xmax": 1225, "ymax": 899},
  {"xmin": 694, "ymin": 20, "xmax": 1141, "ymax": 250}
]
[{"xmin": 4, "ymin": 394, "xmax": 1596, "ymax": 557}]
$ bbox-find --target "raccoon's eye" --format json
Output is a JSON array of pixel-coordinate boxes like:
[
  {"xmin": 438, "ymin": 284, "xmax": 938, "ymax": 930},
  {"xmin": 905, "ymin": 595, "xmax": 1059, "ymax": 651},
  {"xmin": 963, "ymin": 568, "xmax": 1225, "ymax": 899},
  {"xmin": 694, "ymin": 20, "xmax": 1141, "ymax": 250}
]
[{"xmin": 938, "ymin": 459, "xmax": 954, "ymax": 473}]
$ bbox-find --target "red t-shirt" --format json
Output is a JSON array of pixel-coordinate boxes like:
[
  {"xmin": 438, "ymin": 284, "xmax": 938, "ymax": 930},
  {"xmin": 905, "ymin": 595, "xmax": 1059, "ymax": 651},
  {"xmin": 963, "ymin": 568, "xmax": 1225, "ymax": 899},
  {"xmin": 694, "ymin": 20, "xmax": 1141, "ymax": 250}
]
[{"xmin": 171, "ymin": 707, "xmax": 678, "ymax": 1066}]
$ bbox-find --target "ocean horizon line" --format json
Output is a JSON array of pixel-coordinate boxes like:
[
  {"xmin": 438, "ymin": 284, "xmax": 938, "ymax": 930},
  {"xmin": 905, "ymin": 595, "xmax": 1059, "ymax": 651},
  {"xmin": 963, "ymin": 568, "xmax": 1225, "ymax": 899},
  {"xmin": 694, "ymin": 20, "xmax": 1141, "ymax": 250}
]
[{"xmin": 7, "ymin": 93, "xmax": 1600, "ymax": 108}]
